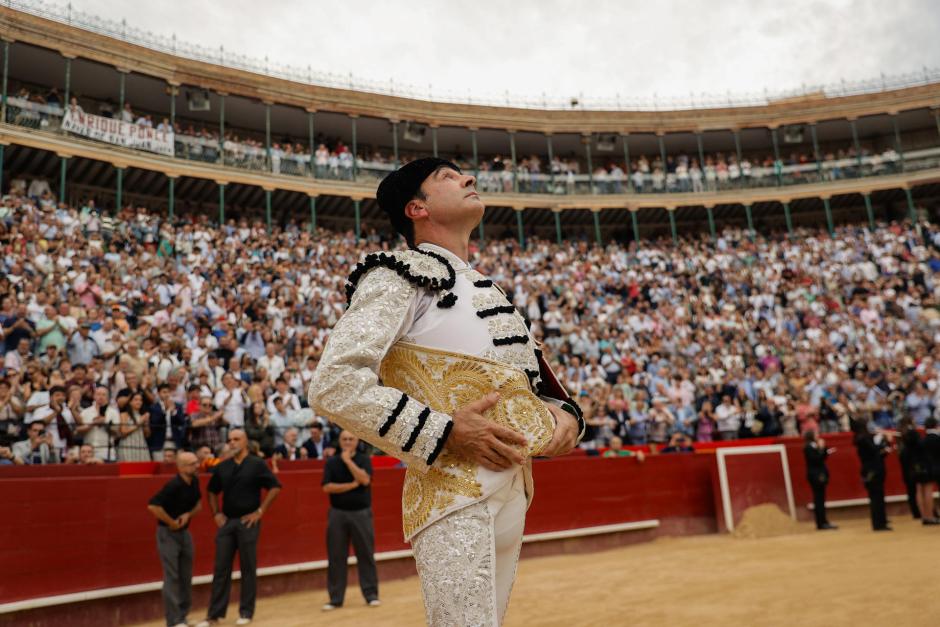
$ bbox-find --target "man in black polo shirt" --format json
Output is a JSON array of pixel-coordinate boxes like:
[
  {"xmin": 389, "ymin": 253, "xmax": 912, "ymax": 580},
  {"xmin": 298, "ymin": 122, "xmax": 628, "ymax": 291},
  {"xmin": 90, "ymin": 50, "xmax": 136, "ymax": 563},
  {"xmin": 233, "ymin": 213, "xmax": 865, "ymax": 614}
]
[
  {"xmin": 198, "ymin": 429, "xmax": 281, "ymax": 627},
  {"xmin": 321, "ymin": 430, "xmax": 379, "ymax": 611},
  {"xmin": 147, "ymin": 451, "xmax": 202, "ymax": 627}
]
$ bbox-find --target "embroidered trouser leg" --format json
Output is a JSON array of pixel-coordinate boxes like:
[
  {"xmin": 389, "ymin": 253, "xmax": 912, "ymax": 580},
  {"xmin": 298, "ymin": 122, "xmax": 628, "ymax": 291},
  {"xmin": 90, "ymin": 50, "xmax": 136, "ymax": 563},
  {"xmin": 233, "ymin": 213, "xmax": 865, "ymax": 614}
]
[{"xmin": 411, "ymin": 469, "xmax": 526, "ymax": 626}]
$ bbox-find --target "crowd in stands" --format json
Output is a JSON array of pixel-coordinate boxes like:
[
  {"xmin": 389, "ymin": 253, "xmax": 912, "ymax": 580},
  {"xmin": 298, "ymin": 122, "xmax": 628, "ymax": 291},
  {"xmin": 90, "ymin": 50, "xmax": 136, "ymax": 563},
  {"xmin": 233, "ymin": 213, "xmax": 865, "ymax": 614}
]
[
  {"xmin": 0, "ymin": 174, "xmax": 938, "ymax": 465},
  {"xmin": 6, "ymin": 84, "xmax": 916, "ymax": 196}
]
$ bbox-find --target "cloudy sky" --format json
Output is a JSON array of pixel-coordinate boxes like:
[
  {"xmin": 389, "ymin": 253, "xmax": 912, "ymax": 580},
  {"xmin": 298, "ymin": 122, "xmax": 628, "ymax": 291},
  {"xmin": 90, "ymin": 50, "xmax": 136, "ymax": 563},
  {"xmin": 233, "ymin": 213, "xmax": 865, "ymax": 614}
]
[{"xmin": 53, "ymin": 0, "xmax": 940, "ymax": 106}]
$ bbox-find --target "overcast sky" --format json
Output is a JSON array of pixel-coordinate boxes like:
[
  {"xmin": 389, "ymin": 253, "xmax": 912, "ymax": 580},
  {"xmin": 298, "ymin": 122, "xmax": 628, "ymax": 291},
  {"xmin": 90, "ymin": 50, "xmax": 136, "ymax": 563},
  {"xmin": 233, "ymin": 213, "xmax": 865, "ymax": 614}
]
[{"xmin": 59, "ymin": 0, "xmax": 940, "ymax": 105}]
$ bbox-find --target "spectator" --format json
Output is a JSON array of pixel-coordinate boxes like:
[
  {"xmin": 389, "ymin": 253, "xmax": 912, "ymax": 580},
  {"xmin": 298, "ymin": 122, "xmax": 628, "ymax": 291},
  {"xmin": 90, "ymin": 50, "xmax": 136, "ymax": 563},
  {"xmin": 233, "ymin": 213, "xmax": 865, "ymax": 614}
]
[
  {"xmin": 602, "ymin": 436, "xmax": 645, "ymax": 461},
  {"xmin": 302, "ymin": 422, "xmax": 333, "ymax": 459},
  {"xmin": 244, "ymin": 401, "xmax": 275, "ymax": 458},
  {"xmin": 189, "ymin": 395, "xmax": 225, "ymax": 452},
  {"xmin": 273, "ymin": 427, "xmax": 306, "ymax": 461},
  {"xmin": 12, "ymin": 421, "xmax": 58, "ymax": 464},
  {"xmin": 148, "ymin": 383, "xmax": 188, "ymax": 460},
  {"xmin": 117, "ymin": 391, "xmax": 152, "ymax": 462},
  {"xmin": 76, "ymin": 386, "xmax": 119, "ymax": 461}
]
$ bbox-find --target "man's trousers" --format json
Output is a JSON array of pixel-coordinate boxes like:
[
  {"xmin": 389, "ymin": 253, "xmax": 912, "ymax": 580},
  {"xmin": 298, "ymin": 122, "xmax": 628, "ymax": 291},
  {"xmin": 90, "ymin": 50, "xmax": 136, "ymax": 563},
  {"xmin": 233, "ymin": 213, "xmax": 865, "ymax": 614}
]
[{"xmin": 411, "ymin": 468, "xmax": 526, "ymax": 626}]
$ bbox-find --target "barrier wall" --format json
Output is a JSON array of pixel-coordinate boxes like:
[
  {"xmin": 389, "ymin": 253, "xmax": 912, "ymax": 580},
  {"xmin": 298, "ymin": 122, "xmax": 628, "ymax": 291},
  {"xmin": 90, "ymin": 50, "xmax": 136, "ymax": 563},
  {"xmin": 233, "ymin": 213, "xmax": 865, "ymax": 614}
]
[{"xmin": 0, "ymin": 433, "xmax": 912, "ymax": 609}]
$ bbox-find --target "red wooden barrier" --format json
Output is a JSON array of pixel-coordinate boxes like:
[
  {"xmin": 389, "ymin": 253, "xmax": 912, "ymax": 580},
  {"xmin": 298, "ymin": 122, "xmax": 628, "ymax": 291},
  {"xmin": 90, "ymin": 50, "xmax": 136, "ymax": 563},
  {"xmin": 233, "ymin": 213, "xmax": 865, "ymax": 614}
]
[{"xmin": 0, "ymin": 433, "xmax": 914, "ymax": 606}]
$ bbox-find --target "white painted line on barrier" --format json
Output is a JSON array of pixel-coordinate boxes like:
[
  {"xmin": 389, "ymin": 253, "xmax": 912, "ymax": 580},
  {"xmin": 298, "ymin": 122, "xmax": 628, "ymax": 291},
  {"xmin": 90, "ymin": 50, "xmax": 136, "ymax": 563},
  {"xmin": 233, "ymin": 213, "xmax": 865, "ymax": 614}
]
[
  {"xmin": 0, "ymin": 519, "xmax": 659, "ymax": 613},
  {"xmin": 807, "ymin": 491, "xmax": 940, "ymax": 510}
]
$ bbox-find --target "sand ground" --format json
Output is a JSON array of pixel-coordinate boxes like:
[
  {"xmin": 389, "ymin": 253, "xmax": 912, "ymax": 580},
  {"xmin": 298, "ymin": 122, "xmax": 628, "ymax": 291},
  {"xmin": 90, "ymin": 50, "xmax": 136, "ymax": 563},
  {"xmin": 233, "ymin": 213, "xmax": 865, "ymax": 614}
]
[{"xmin": 133, "ymin": 516, "xmax": 940, "ymax": 627}]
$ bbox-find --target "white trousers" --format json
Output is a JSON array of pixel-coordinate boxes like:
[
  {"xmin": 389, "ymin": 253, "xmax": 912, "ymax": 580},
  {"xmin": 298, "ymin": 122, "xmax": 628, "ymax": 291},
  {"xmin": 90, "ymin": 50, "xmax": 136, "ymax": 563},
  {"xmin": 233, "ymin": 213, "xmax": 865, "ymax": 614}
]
[{"xmin": 411, "ymin": 468, "xmax": 527, "ymax": 626}]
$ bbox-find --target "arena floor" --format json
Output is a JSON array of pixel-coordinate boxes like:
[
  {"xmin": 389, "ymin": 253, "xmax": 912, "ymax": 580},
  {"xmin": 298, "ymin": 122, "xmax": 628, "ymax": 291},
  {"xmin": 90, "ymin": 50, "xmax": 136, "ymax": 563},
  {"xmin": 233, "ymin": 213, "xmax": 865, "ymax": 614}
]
[{"xmin": 133, "ymin": 516, "xmax": 940, "ymax": 627}]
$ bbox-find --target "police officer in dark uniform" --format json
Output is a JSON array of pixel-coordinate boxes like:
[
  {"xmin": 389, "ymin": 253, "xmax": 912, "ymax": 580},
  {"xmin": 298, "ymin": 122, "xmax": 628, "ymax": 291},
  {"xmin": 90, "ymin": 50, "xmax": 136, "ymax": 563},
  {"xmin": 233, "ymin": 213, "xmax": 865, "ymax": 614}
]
[{"xmin": 803, "ymin": 429, "xmax": 837, "ymax": 530}]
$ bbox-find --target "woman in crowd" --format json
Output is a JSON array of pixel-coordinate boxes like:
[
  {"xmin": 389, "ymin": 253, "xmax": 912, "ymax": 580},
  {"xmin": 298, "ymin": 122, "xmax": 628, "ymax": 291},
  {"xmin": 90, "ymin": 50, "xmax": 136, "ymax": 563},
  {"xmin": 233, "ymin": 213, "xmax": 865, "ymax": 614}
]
[{"xmin": 117, "ymin": 391, "xmax": 151, "ymax": 462}]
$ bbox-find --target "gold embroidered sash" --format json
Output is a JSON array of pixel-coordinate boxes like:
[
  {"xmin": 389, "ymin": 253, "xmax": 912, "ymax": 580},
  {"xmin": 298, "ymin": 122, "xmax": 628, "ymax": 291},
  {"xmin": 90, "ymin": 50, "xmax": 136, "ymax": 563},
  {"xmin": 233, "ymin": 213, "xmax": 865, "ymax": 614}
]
[{"xmin": 379, "ymin": 342, "xmax": 554, "ymax": 458}]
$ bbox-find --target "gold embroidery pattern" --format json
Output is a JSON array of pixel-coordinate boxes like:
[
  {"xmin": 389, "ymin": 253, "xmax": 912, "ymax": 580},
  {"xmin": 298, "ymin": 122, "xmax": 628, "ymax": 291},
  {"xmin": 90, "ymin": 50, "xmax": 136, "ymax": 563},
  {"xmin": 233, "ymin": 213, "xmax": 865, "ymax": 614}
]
[
  {"xmin": 402, "ymin": 454, "xmax": 482, "ymax": 539},
  {"xmin": 381, "ymin": 342, "xmax": 554, "ymax": 537}
]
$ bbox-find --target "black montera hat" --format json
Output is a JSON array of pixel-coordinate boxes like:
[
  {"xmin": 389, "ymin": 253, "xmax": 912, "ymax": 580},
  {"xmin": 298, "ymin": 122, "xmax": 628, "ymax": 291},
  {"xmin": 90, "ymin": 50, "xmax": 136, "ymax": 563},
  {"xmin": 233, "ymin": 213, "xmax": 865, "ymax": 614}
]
[{"xmin": 376, "ymin": 157, "xmax": 460, "ymax": 245}]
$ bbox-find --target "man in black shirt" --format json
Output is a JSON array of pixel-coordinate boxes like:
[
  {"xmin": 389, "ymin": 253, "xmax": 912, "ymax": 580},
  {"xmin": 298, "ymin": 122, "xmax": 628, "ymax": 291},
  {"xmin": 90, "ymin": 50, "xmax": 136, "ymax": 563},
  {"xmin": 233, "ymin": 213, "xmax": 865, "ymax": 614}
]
[
  {"xmin": 147, "ymin": 451, "xmax": 202, "ymax": 627},
  {"xmin": 198, "ymin": 429, "xmax": 281, "ymax": 627},
  {"xmin": 803, "ymin": 430, "xmax": 837, "ymax": 530},
  {"xmin": 321, "ymin": 430, "xmax": 379, "ymax": 611}
]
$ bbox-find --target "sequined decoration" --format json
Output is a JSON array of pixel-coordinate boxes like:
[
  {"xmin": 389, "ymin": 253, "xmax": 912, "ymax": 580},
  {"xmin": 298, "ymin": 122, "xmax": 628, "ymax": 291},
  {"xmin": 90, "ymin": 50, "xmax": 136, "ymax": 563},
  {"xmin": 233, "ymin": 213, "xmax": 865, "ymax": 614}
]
[
  {"xmin": 380, "ymin": 342, "xmax": 553, "ymax": 538},
  {"xmin": 412, "ymin": 501, "xmax": 495, "ymax": 627},
  {"xmin": 402, "ymin": 453, "xmax": 483, "ymax": 539},
  {"xmin": 308, "ymin": 266, "xmax": 452, "ymax": 468}
]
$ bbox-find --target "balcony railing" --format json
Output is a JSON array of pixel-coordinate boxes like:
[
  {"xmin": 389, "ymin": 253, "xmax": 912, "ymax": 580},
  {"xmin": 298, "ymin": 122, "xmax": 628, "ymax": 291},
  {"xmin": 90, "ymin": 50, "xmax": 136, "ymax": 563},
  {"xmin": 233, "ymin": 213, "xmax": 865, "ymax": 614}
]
[
  {"xmin": 6, "ymin": 97, "xmax": 940, "ymax": 196},
  {"xmin": 5, "ymin": 0, "xmax": 940, "ymax": 111}
]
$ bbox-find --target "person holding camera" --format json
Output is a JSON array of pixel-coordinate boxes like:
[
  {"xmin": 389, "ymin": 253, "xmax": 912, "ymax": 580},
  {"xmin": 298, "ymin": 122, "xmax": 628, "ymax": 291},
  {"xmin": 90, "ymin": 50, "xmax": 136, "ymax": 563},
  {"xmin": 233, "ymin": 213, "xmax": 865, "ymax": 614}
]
[
  {"xmin": 10, "ymin": 421, "xmax": 58, "ymax": 464},
  {"xmin": 803, "ymin": 429, "xmax": 837, "ymax": 530}
]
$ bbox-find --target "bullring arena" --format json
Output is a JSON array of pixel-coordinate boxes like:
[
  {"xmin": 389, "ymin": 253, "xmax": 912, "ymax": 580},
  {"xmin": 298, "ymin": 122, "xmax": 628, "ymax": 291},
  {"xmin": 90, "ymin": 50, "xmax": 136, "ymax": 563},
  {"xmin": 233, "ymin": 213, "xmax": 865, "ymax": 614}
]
[{"xmin": 2, "ymin": 1, "xmax": 940, "ymax": 626}]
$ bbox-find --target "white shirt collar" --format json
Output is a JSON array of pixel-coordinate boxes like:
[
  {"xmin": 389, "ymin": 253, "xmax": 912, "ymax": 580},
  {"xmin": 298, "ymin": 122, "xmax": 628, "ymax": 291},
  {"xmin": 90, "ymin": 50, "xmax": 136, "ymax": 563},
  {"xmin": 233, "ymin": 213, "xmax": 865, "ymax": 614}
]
[{"xmin": 416, "ymin": 243, "xmax": 470, "ymax": 271}]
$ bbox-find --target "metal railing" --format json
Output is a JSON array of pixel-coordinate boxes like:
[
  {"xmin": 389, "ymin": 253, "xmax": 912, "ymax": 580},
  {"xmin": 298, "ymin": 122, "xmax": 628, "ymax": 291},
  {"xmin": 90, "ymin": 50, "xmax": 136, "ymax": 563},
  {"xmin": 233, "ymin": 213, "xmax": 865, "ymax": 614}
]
[
  {"xmin": 8, "ymin": 98, "xmax": 940, "ymax": 197},
  {"xmin": 5, "ymin": 0, "xmax": 940, "ymax": 111}
]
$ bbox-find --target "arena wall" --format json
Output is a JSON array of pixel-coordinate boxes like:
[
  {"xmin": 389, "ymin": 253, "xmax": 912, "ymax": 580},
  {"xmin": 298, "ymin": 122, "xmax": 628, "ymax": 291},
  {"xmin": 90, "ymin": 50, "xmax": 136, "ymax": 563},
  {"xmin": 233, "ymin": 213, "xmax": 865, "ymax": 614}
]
[{"xmin": 0, "ymin": 433, "xmax": 912, "ymax": 626}]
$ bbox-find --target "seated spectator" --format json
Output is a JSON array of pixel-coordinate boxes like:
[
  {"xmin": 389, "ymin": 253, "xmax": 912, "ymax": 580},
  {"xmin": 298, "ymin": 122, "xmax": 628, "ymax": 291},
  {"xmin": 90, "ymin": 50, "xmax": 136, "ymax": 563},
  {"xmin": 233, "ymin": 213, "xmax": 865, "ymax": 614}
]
[
  {"xmin": 661, "ymin": 432, "xmax": 695, "ymax": 454},
  {"xmin": 12, "ymin": 421, "xmax": 58, "ymax": 464},
  {"xmin": 602, "ymin": 436, "xmax": 645, "ymax": 461},
  {"xmin": 302, "ymin": 421, "xmax": 334, "ymax": 459},
  {"xmin": 274, "ymin": 427, "xmax": 307, "ymax": 461}
]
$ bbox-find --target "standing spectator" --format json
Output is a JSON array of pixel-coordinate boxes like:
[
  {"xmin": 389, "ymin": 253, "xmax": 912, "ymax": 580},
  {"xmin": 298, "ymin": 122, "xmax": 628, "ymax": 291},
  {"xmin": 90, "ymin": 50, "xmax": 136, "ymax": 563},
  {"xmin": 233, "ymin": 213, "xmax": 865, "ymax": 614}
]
[
  {"xmin": 321, "ymin": 430, "xmax": 380, "ymax": 611},
  {"xmin": 148, "ymin": 451, "xmax": 202, "ymax": 627},
  {"xmin": 244, "ymin": 401, "xmax": 276, "ymax": 458},
  {"xmin": 189, "ymin": 395, "xmax": 225, "ymax": 453},
  {"xmin": 902, "ymin": 416, "xmax": 940, "ymax": 525},
  {"xmin": 67, "ymin": 321, "xmax": 100, "ymax": 366},
  {"xmin": 76, "ymin": 386, "xmax": 119, "ymax": 461},
  {"xmin": 714, "ymin": 395, "xmax": 740, "ymax": 441},
  {"xmin": 117, "ymin": 392, "xmax": 152, "ymax": 462},
  {"xmin": 198, "ymin": 429, "xmax": 281, "ymax": 627},
  {"xmin": 28, "ymin": 385, "xmax": 74, "ymax": 459},
  {"xmin": 803, "ymin": 430, "xmax": 837, "ymax": 530},
  {"xmin": 0, "ymin": 378, "xmax": 25, "ymax": 444},
  {"xmin": 148, "ymin": 383, "xmax": 188, "ymax": 461},
  {"xmin": 214, "ymin": 373, "xmax": 248, "ymax": 429}
]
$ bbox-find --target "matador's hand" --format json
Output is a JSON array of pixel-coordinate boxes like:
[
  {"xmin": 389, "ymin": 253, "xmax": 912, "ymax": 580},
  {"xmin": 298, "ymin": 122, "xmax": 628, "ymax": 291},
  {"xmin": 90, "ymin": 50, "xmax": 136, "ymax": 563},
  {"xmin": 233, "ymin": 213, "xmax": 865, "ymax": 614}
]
[{"xmin": 448, "ymin": 393, "xmax": 527, "ymax": 471}]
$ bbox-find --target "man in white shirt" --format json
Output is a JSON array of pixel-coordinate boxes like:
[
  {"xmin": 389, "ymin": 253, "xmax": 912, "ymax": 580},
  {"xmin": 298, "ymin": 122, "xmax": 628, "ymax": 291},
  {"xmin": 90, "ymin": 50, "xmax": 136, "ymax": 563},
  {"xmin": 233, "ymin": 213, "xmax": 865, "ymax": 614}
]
[
  {"xmin": 77, "ymin": 386, "xmax": 120, "ymax": 461},
  {"xmin": 27, "ymin": 385, "xmax": 74, "ymax": 458},
  {"xmin": 213, "ymin": 373, "xmax": 248, "ymax": 429},
  {"xmin": 714, "ymin": 395, "xmax": 740, "ymax": 440},
  {"xmin": 257, "ymin": 343, "xmax": 285, "ymax": 383}
]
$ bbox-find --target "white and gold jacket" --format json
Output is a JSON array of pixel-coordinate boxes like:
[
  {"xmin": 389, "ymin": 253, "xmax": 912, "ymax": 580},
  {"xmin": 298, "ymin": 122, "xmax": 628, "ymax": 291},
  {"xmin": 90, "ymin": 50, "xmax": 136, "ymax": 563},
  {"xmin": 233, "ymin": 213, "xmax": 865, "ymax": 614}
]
[{"xmin": 308, "ymin": 243, "xmax": 553, "ymax": 540}]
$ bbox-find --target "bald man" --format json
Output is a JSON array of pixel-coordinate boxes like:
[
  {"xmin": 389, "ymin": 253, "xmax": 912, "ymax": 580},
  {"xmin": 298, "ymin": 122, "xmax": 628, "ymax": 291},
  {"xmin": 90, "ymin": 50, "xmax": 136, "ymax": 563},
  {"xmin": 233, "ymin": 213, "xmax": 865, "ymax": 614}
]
[{"xmin": 148, "ymin": 452, "xmax": 202, "ymax": 627}]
